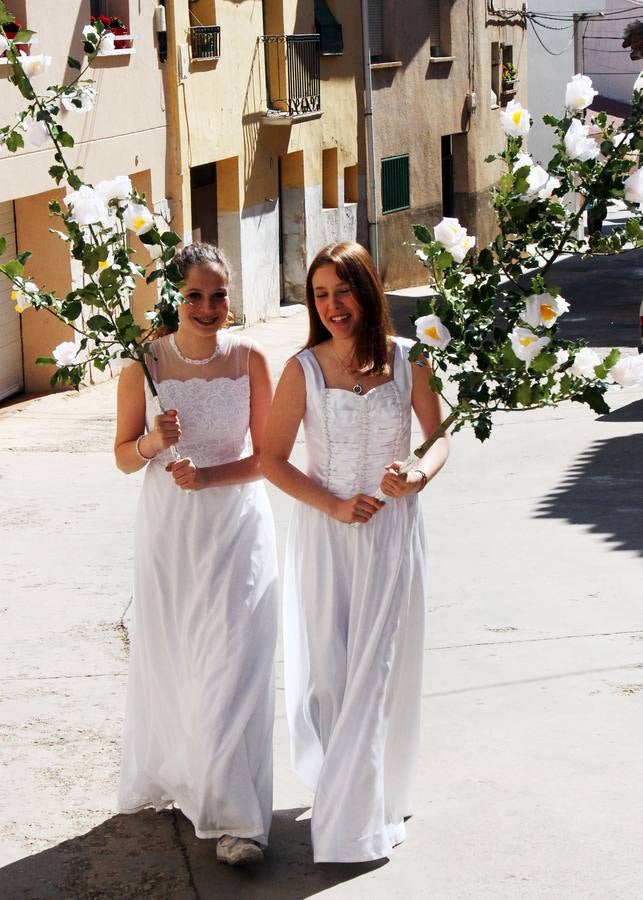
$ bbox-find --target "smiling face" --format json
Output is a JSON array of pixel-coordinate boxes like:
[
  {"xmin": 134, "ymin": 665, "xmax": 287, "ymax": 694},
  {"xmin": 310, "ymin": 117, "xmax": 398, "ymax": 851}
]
[
  {"xmin": 177, "ymin": 263, "xmax": 230, "ymax": 338},
  {"xmin": 311, "ymin": 263, "xmax": 363, "ymax": 342}
]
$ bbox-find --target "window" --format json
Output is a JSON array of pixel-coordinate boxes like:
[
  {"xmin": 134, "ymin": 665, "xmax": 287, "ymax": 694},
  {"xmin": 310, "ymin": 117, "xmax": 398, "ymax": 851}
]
[
  {"xmin": 368, "ymin": 0, "xmax": 384, "ymax": 60},
  {"xmin": 381, "ymin": 155, "xmax": 410, "ymax": 214},
  {"xmin": 428, "ymin": 0, "xmax": 451, "ymax": 58},
  {"xmin": 344, "ymin": 165, "xmax": 359, "ymax": 203},
  {"xmin": 315, "ymin": 0, "xmax": 343, "ymax": 56},
  {"xmin": 441, "ymin": 136, "xmax": 454, "ymax": 217},
  {"xmin": 322, "ymin": 149, "xmax": 339, "ymax": 208},
  {"xmin": 90, "ymin": 0, "xmax": 130, "ymax": 24}
]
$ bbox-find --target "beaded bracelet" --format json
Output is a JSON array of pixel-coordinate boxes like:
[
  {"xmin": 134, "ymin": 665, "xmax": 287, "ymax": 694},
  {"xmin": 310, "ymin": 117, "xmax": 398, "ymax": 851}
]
[{"xmin": 135, "ymin": 434, "xmax": 154, "ymax": 462}]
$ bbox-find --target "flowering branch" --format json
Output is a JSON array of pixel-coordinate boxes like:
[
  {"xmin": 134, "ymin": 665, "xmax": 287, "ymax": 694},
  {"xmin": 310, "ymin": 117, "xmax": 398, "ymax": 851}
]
[{"xmin": 410, "ymin": 71, "xmax": 643, "ymax": 453}]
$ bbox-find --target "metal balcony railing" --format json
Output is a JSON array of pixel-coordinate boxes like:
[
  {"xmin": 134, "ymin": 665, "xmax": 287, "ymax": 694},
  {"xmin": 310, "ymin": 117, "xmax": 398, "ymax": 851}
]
[
  {"xmin": 260, "ymin": 34, "xmax": 321, "ymax": 118},
  {"xmin": 189, "ymin": 25, "xmax": 221, "ymax": 61}
]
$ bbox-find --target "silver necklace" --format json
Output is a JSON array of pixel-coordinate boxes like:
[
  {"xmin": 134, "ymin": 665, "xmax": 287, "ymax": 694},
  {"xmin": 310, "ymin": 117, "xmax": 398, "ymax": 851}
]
[
  {"xmin": 330, "ymin": 343, "xmax": 364, "ymax": 395},
  {"xmin": 169, "ymin": 332, "xmax": 223, "ymax": 366}
]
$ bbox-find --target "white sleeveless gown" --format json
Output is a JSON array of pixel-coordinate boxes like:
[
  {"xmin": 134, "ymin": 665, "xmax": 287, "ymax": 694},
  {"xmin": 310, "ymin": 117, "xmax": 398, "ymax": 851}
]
[
  {"xmin": 118, "ymin": 333, "xmax": 278, "ymax": 845},
  {"xmin": 283, "ymin": 337, "xmax": 428, "ymax": 862}
]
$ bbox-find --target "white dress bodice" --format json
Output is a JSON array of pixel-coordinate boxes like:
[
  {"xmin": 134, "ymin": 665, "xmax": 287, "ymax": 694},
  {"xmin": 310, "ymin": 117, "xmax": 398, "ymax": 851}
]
[{"xmin": 296, "ymin": 337, "xmax": 414, "ymax": 499}]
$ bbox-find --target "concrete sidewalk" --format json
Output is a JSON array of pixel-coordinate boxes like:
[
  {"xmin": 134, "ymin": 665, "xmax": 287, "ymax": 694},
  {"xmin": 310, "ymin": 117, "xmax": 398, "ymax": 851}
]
[{"xmin": 1, "ymin": 304, "xmax": 643, "ymax": 899}]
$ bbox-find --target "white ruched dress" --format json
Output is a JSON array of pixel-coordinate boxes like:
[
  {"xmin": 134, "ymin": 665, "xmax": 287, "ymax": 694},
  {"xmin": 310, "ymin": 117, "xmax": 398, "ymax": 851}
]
[
  {"xmin": 283, "ymin": 337, "xmax": 428, "ymax": 863},
  {"xmin": 118, "ymin": 333, "xmax": 278, "ymax": 845}
]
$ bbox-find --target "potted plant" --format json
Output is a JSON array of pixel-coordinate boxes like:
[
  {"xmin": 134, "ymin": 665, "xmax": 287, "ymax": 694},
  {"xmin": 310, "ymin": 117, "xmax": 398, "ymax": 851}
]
[
  {"xmin": 89, "ymin": 14, "xmax": 132, "ymax": 50},
  {"xmin": 502, "ymin": 62, "xmax": 519, "ymax": 90}
]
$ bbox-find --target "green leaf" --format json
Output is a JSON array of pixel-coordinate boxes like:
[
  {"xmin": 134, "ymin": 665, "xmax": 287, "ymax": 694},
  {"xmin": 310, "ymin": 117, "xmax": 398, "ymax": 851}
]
[
  {"xmin": 530, "ymin": 351, "xmax": 556, "ymax": 374},
  {"xmin": 473, "ymin": 414, "xmax": 492, "ymax": 442},
  {"xmin": 61, "ymin": 299, "xmax": 82, "ymax": 321},
  {"xmin": 36, "ymin": 357, "xmax": 56, "ymax": 366},
  {"xmin": 48, "ymin": 164, "xmax": 66, "ymax": 185},
  {"xmin": 49, "ymin": 200, "xmax": 63, "ymax": 215},
  {"xmin": 429, "ymin": 375, "xmax": 443, "ymax": 393},
  {"xmin": 138, "ymin": 229, "xmax": 162, "ymax": 246},
  {"xmin": 0, "ymin": 258, "xmax": 24, "ymax": 279},
  {"xmin": 86, "ymin": 314, "xmax": 114, "ymax": 332},
  {"xmin": 413, "ymin": 224, "xmax": 433, "ymax": 245},
  {"xmin": 435, "ymin": 250, "xmax": 453, "ymax": 270},
  {"xmin": 0, "ymin": 236, "xmax": 5, "ymax": 256},
  {"xmin": 515, "ymin": 381, "xmax": 533, "ymax": 407},
  {"xmin": 146, "ymin": 269, "xmax": 163, "ymax": 284},
  {"xmin": 57, "ymin": 130, "xmax": 75, "ymax": 149},
  {"xmin": 13, "ymin": 29, "xmax": 34, "ymax": 42},
  {"xmin": 67, "ymin": 56, "xmax": 81, "ymax": 70},
  {"xmin": 160, "ymin": 231, "xmax": 182, "ymax": 247},
  {"xmin": 5, "ymin": 130, "xmax": 24, "ymax": 153},
  {"xmin": 478, "ymin": 248, "xmax": 494, "ymax": 272},
  {"xmin": 602, "ymin": 348, "xmax": 620, "ymax": 370}
]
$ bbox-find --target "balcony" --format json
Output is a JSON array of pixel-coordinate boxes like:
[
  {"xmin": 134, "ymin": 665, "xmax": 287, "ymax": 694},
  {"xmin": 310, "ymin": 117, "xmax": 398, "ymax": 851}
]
[
  {"xmin": 260, "ymin": 34, "xmax": 321, "ymax": 122},
  {"xmin": 189, "ymin": 25, "xmax": 221, "ymax": 61}
]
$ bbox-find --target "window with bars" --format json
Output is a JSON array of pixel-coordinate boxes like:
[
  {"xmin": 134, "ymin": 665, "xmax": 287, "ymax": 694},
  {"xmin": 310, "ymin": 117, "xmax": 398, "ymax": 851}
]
[
  {"xmin": 368, "ymin": 0, "xmax": 384, "ymax": 60},
  {"xmin": 381, "ymin": 155, "xmax": 410, "ymax": 214}
]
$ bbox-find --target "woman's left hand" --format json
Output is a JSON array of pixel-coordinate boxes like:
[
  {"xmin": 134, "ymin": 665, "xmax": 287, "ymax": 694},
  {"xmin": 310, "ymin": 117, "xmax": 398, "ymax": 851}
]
[
  {"xmin": 166, "ymin": 457, "xmax": 204, "ymax": 491},
  {"xmin": 379, "ymin": 462, "xmax": 424, "ymax": 498}
]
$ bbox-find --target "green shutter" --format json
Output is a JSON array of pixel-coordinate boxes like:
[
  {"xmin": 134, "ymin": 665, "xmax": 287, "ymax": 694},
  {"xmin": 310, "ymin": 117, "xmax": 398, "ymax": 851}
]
[{"xmin": 381, "ymin": 155, "xmax": 410, "ymax": 214}]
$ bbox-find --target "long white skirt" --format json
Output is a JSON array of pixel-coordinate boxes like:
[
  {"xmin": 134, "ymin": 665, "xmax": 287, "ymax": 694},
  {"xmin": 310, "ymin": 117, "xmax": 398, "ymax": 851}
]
[
  {"xmin": 118, "ymin": 465, "xmax": 278, "ymax": 844},
  {"xmin": 283, "ymin": 494, "xmax": 427, "ymax": 862}
]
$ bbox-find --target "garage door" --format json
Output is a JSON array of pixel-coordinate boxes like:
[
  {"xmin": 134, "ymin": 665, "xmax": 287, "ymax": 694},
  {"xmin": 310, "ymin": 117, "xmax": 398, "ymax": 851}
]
[{"xmin": 0, "ymin": 200, "xmax": 24, "ymax": 401}]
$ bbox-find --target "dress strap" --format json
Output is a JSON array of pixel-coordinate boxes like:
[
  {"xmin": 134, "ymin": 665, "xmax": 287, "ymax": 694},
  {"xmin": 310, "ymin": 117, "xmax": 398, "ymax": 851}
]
[
  {"xmin": 392, "ymin": 336, "xmax": 414, "ymax": 403},
  {"xmin": 295, "ymin": 349, "xmax": 325, "ymax": 399}
]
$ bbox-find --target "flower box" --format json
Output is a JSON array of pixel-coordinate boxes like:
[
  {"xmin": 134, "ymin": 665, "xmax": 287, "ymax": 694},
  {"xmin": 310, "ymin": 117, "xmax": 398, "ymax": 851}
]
[{"xmin": 89, "ymin": 15, "xmax": 133, "ymax": 51}]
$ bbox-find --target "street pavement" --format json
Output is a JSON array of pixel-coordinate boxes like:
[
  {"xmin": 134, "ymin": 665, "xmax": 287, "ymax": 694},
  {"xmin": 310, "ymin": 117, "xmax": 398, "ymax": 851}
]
[{"xmin": 1, "ymin": 283, "xmax": 642, "ymax": 898}]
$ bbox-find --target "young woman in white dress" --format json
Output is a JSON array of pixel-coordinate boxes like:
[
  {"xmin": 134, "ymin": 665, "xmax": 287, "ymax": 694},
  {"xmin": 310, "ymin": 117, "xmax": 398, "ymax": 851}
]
[
  {"xmin": 262, "ymin": 241, "xmax": 449, "ymax": 863},
  {"xmin": 114, "ymin": 243, "xmax": 278, "ymax": 867}
]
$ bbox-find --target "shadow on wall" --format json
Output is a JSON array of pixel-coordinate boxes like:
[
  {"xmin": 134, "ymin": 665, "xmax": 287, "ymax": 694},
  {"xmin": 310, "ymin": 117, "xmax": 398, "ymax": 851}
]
[
  {"xmin": 534, "ymin": 409, "xmax": 643, "ymax": 557},
  {"xmin": 0, "ymin": 807, "xmax": 387, "ymax": 899}
]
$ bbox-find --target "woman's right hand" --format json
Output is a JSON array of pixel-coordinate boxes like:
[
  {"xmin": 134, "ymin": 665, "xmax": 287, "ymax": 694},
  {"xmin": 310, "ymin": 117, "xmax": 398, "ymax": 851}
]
[
  {"xmin": 149, "ymin": 409, "xmax": 181, "ymax": 452},
  {"xmin": 330, "ymin": 493, "xmax": 384, "ymax": 524}
]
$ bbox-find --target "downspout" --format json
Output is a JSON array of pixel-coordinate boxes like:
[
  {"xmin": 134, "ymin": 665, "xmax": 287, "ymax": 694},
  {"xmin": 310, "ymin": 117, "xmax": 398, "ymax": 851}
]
[{"xmin": 360, "ymin": 0, "xmax": 379, "ymax": 270}]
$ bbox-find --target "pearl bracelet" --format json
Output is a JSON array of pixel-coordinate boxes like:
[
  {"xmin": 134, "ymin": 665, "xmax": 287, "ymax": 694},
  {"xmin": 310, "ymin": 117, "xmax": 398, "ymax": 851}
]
[
  {"xmin": 414, "ymin": 470, "xmax": 428, "ymax": 492},
  {"xmin": 135, "ymin": 434, "xmax": 154, "ymax": 462}
]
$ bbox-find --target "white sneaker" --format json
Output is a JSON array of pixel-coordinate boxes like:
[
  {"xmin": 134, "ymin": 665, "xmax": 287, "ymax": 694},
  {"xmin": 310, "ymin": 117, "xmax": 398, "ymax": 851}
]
[{"xmin": 216, "ymin": 834, "xmax": 264, "ymax": 866}]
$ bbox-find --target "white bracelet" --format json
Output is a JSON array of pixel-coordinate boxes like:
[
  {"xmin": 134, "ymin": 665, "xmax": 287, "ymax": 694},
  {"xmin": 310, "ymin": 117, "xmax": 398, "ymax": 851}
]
[{"xmin": 135, "ymin": 434, "xmax": 154, "ymax": 462}]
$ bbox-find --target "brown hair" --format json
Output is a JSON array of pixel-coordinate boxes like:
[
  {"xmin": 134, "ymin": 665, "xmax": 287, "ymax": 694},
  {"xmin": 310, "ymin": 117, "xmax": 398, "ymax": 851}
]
[
  {"xmin": 153, "ymin": 242, "xmax": 233, "ymax": 337},
  {"xmin": 304, "ymin": 241, "xmax": 395, "ymax": 374}
]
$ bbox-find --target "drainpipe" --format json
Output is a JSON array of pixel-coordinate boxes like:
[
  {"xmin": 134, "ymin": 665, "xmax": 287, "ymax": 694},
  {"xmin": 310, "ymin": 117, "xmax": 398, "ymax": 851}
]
[{"xmin": 360, "ymin": 0, "xmax": 379, "ymax": 271}]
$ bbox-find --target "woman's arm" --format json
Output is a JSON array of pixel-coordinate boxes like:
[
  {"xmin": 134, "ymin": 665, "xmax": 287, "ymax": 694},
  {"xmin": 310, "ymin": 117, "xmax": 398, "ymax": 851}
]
[
  {"xmin": 261, "ymin": 358, "xmax": 383, "ymax": 524},
  {"xmin": 167, "ymin": 345, "xmax": 273, "ymax": 490},
  {"xmin": 114, "ymin": 363, "xmax": 180, "ymax": 474},
  {"xmin": 380, "ymin": 361, "xmax": 449, "ymax": 497}
]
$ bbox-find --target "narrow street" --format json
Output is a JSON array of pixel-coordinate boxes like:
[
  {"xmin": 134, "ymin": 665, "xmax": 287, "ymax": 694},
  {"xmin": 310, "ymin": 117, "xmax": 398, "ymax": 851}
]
[{"xmin": 1, "ymin": 293, "xmax": 642, "ymax": 898}]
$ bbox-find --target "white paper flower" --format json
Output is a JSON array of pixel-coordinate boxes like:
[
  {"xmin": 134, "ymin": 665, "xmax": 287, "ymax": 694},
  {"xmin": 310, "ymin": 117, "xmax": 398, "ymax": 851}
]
[
  {"xmin": 522, "ymin": 293, "xmax": 570, "ymax": 328},
  {"xmin": 564, "ymin": 119, "xmax": 600, "ymax": 162},
  {"xmin": 609, "ymin": 355, "xmax": 643, "ymax": 387},
  {"xmin": 434, "ymin": 217, "xmax": 466, "ymax": 249},
  {"xmin": 64, "ymin": 185, "xmax": 110, "ymax": 226},
  {"xmin": 554, "ymin": 349, "xmax": 570, "ymax": 369},
  {"xmin": 570, "ymin": 347, "xmax": 601, "ymax": 379},
  {"xmin": 509, "ymin": 327, "xmax": 550, "ymax": 365},
  {"xmin": 61, "ymin": 84, "xmax": 97, "ymax": 113},
  {"xmin": 624, "ymin": 167, "xmax": 643, "ymax": 208},
  {"xmin": 22, "ymin": 116, "xmax": 52, "ymax": 148},
  {"xmin": 450, "ymin": 232, "xmax": 476, "ymax": 263},
  {"xmin": 52, "ymin": 341, "xmax": 85, "ymax": 368},
  {"xmin": 96, "ymin": 175, "xmax": 132, "ymax": 204},
  {"xmin": 11, "ymin": 280, "xmax": 39, "ymax": 313},
  {"xmin": 18, "ymin": 52, "xmax": 52, "ymax": 77},
  {"xmin": 124, "ymin": 202, "xmax": 155, "ymax": 235},
  {"xmin": 565, "ymin": 73, "xmax": 597, "ymax": 111},
  {"xmin": 634, "ymin": 72, "xmax": 643, "ymax": 93},
  {"xmin": 415, "ymin": 314, "xmax": 452, "ymax": 350},
  {"xmin": 500, "ymin": 100, "xmax": 530, "ymax": 138}
]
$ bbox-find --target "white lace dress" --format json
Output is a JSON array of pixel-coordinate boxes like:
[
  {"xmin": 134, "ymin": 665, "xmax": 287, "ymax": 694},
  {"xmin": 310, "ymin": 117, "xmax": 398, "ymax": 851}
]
[
  {"xmin": 118, "ymin": 332, "xmax": 278, "ymax": 845},
  {"xmin": 283, "ymin": 337, "xmax": 428, "ymax": 863}
]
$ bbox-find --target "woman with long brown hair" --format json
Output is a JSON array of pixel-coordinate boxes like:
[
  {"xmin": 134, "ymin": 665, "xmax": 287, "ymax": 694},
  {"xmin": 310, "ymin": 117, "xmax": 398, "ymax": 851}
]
[{"xmin": 262, "ymin": 241, "xmax": 449, "ymax": 862}]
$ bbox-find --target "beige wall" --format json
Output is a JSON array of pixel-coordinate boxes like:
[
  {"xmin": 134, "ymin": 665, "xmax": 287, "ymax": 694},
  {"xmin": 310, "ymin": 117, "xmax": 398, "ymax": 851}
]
[
  {"xmin": 371, "ymin": 0, "xmax": 528, "ymax": 288},
  {"xmin": 0, "ymin": 0, "xmax": 169, "ymax": 395}
]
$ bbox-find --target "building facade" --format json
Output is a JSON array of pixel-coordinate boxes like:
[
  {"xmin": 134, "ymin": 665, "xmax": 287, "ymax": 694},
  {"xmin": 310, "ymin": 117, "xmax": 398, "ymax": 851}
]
[{"xmin": 0, "ymin": 0, "xmax": 168, "ymax": 398}]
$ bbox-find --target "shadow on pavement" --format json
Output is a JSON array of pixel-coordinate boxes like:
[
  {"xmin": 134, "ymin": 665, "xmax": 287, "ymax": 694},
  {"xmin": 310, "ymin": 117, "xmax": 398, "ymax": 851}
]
[
  {"xmin": 0, "ymin": 807, "xmax": 387, "ymax": 900},
  {"xmin": 534, "ymin": 430, "xmax": 643, "ymax": 556}
]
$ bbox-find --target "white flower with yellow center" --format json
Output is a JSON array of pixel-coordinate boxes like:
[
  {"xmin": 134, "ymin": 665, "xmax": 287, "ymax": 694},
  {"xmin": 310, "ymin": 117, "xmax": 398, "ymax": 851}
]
[
  {"xmin": 96, "ymin": 175, "xmax": 133, "ymax": 204},
  {"xmin": 18, "ymin": 52, "xmax": 52, "ymax": 78},
  {"xmin": 565, "ymin": 73, "xmax": 597, "ymax": 112},
  {"xmin": 570, "ymin": 347, "xmax": 601, "ymax": 379},
  {"xmin": 500, "ymin": 100, "xmax": 530, "ymax": 138},
  {"xmin": 433, "ymin": 217, "xmax": 476, "ymax": 263},
  {"xmin": 124, "ymin": 202, "xmax": 155, "ymax": 236},
  {"xmin": 12, "ymin": 280, "xmax": 39, "ymax": 313},
  {"xmin": 415, "ymin": 314, "xmax": 451, "ymax": 350},
  {"xmin": 509, "ymin": 327, "xmax": 550, "ymax": 364},
  {"xmin": 522, "ymin": 293, "xmax": 570, "ymax": 329}
]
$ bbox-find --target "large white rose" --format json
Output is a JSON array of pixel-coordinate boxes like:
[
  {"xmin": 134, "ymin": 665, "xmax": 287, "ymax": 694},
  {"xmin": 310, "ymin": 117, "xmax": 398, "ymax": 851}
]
[
  {"xmin": 434, "ymin": 217, "xmax": 466, "ymax": 249},
  {"xmin": 624, "ymin": 167, "xmax": 643, "ymax": 208},
  {"xmin": 96, "ymin": 175, "xmax": 133, "ymax": 203},
  {"xmin": 11, "ymin": 280, "xmax": 39, "ymax": 313},
  {"xmin": 22, "ymin": 116, "xmax": 52, "ymax": 148},
  {"xmin": 564, "ymin": 119, "xmax": 600, "ymax": 162},
  {"xmin": 52, "ymin": 341, "xmax": 85, "ymax": 368},
  {"xmin": 609, "ymin": 355, "xmax": 643, "ymax": 387},
  {"xmin": 509, "ymin": 327, "xmax": 550, "ymax": 364},
  {"xmin": 522, "ymin": 164, "xmax": 560, "ymax": 201},
  {"xmin": 500, "ymin": 100, "xmax": 530, "ymax": 138},
  {"xmin": 61, "ymin": 84, "xmax": 97, "ymax": 113},
  {"xmin": 522, "ymin": 293, "xmax": 570, "ymax": 328},
  {"xmin": 450, "ymin": 233, "xmax": 476, "ymax": 263},
  {"xmin": 97, "ymin": 32, "xmax": 116, "ymax": 54},
  {"xmin": 570, "ymin": 347, "xmax": 601, "ymax": 379},
  {"xmin": 64, "ymin": 185, "xmax": 110, "ymax": 226},
  {"xmin": 18, "ymin": 52, "xmax": 52, "ymax": 77},
  {"xmin": 565, "ymin": 73, "xmax": 597, "ymax": 111},
  {"xmin": 124, "ymin": 201, "xmax": 155, "ymax": 235},
  {"xmin": 415, "ymin": 314, "xmax": 452, "ymax": 350}
]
